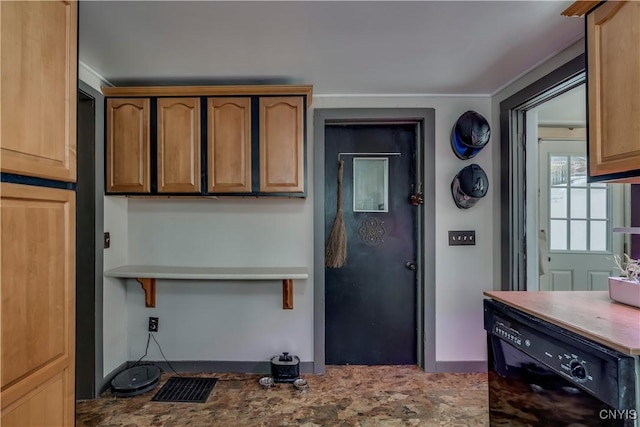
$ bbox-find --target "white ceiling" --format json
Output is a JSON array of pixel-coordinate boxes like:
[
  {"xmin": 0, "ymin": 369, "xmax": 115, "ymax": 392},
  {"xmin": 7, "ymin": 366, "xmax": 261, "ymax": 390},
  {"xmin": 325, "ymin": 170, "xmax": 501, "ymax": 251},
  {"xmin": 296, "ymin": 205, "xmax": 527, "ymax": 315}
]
[{"xmin": 79, "ymin": 1, "xmax": 584, "ymax": 95}]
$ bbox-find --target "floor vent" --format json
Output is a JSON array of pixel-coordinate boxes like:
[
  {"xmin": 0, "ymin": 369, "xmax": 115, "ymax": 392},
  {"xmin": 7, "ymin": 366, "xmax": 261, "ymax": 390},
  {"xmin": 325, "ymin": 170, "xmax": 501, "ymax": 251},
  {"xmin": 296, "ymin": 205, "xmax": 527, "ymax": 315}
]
[{"xmin": 151, "ymin": 377, "xmax": 218, "ymax": 403}]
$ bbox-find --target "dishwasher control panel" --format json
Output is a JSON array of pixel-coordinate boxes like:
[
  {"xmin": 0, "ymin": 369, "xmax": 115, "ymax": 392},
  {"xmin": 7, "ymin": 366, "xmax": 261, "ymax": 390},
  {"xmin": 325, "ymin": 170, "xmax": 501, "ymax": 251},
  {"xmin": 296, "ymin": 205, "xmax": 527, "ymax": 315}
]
[
  {"xmin": 492, "ymin": 313, "xmax": 602, "ymax": 388},
  {"xmin": 492, "ymin": 315, "xmax": 597, "ymax": 388}
]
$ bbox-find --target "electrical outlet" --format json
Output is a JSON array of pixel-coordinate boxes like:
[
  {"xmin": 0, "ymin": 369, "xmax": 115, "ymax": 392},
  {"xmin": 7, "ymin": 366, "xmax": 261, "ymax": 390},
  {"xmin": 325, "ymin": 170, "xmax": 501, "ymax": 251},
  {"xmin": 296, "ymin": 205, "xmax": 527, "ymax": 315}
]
[
  {"xmin": 148, "ymin": 317, "xmax": 158, "ymax": 332},
  {"xmin": 448, "ymin": 230, "xmax": 476, "ymax": 246}
]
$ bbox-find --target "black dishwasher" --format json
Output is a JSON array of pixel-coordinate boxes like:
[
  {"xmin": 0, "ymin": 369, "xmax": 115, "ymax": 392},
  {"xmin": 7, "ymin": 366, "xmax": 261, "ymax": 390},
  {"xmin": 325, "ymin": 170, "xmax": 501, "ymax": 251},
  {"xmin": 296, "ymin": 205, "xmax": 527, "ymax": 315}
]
[{"xmin": 484, "ymin": 299, "xmax": 638, "ymax": 427}]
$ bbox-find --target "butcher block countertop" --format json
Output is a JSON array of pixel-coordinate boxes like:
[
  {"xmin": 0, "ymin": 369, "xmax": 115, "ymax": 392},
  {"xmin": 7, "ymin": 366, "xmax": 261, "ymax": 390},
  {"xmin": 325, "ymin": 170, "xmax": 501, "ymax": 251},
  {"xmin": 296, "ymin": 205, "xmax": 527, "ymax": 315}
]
[{"xmin": 484, "ymin": 291, "xmax": 640, "ymax": 356}]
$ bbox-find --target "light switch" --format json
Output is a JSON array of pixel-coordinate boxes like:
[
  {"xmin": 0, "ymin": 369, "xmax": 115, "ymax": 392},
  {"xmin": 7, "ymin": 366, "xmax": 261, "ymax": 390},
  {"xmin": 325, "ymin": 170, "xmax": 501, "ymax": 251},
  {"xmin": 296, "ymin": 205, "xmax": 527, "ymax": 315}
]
[{"xmin": 448, "ymin": 230, "xmax": 476, "ymax": 246}]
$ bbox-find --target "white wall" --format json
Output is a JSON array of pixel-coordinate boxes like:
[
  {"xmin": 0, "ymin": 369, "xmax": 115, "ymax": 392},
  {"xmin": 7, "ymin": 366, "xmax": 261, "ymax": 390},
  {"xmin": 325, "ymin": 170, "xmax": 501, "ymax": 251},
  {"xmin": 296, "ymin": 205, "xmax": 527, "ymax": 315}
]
[
  {"xmin": 102, "ymin": 197, "xmax": 129, "ymax": 375},
  {"xmin": 126, "ymin": 198, "xmax": 314, "ymax": 362}
]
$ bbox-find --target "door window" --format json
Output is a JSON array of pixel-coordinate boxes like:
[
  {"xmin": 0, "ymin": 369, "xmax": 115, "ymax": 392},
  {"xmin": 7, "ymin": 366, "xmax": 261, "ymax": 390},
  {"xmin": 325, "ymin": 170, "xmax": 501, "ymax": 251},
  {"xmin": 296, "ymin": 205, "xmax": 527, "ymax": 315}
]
[
  {"xmin": 353, "ymin": 157, "xmax": 389, "ymax": 212},
  {"xmin": 548, "ymin": 155, "xmax": 609, "ymax": 252}
]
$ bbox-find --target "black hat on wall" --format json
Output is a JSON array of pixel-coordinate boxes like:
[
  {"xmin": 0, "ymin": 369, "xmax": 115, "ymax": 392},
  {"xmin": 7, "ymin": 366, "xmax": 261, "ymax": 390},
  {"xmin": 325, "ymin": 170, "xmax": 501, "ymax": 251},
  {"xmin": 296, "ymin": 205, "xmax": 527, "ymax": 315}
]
[
  {"xmin": 451, "ymin": 164, "xmax": 489, "ymax": 209},
  {"xmin": 451, "ymin": 110, "xmax": 491, "ymax": 160}
]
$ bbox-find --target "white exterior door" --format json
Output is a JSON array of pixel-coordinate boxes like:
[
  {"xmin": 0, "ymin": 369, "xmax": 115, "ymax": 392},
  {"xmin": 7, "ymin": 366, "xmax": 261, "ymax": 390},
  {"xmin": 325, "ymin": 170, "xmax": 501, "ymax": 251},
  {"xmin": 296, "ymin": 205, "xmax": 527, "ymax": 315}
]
[{"xmin": 539, "ymin": 140, "xmax": 623, "ymax": 291}]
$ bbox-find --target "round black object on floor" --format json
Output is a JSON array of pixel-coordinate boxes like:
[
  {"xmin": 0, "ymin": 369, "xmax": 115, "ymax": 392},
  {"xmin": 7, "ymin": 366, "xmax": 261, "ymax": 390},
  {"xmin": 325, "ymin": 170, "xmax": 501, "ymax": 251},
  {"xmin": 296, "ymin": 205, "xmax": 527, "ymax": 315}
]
[{"xmin": 111, "ymin": 365, "xmax": 161, "ymax": 397}]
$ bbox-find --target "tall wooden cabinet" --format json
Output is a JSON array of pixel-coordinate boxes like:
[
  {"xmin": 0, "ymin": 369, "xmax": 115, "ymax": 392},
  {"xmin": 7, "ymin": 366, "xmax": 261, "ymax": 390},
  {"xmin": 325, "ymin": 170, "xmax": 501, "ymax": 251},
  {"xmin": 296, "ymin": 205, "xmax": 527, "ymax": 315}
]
[
  {"xmin": 0, "ymin": 184, "xmax": 76, "ymax": 427},
  {"xmin": 563, "ymin": 0, "xmax": 640, "ymax": 182},
  {"xmin": 103, "ymin": 85, "xmax": 312, "ymax": 197},
  {"xmin": 0, "ymin": 1, "xmax": 77, "ymax": 182},
  {"xmin": 0, "ymin": 2, "xmax": 77, "ymax": 426}
]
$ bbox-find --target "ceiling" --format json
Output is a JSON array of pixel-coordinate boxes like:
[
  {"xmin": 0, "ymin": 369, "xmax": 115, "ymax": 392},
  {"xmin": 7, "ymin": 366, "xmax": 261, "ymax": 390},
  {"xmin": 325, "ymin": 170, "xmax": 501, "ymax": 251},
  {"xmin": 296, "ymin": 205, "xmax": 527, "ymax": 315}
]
[{"xmin": 79, "ymin": 1, "xmax": 584, "ymax": 95}]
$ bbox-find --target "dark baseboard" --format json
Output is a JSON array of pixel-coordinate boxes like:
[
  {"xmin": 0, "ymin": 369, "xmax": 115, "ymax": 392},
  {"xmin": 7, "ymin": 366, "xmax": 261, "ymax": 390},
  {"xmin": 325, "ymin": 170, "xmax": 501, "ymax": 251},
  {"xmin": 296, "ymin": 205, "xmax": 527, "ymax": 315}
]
[
  {"xmin": 132, "ymin": 360, "xmax": 313, "ymax": 375},
  {"xmin": 153, "ymin": 360, "xmax": 315, "ymax": 375},
  {"xmin": 435, "ymin": 361, "xmax": 487, "ymax": 373}
]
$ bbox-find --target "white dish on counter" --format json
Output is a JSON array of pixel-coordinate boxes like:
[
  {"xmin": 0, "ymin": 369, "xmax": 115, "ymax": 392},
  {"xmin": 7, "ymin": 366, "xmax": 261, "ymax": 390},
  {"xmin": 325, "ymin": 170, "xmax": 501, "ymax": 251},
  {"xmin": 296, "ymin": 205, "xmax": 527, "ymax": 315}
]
[{"xmin": 608, "ymin": 277, "xmax": 640, "ymax": 309}]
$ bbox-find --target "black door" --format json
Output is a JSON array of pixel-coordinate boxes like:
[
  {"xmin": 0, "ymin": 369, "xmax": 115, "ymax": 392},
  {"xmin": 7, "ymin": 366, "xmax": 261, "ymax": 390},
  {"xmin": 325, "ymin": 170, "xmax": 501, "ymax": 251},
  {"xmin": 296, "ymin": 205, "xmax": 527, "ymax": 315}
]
[{"xmin": 325, "ymin": 124, "xmax": 417, "ymax": 365}]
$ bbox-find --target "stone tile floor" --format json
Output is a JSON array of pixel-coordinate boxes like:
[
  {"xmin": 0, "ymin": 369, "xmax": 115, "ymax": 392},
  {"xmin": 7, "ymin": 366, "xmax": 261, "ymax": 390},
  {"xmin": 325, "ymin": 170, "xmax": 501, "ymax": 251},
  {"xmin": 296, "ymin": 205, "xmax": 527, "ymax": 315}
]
[{"xmin": 76, "ymin": 365, "xmax": 488, "ymax": 426}]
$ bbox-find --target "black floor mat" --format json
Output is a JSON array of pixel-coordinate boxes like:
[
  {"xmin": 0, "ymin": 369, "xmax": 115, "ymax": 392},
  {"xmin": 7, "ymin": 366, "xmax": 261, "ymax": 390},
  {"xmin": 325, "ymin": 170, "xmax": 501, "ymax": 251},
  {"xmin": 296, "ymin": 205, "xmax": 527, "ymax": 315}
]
[{"xmin": 151, "ymin": 377, "xmax": 218, "ymax": 403}]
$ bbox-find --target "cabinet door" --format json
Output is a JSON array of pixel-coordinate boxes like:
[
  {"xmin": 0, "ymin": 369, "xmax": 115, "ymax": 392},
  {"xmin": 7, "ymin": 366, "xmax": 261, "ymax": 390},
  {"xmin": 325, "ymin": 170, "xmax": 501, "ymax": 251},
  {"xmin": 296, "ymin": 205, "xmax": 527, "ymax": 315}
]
[
  {"xmin": 259, "ymin": 97, "xmax": 304, "ymax": 193},
  {"xmin": 1, "ymin": 183, "xmax": 75, "ymax": 427},
  {"xmin": 588, "ymin": 1, "xmax": 640, "ymax": 179},
  {"xmin": 207, "ymin": 98, "xmax": 252, "ymax": 193},
  {"xmin": 157, "ymin": 98, "xmax": 201, "ymax": 193},
  {"xmin": 106, "ymin": 98, "xmax": 150, "ymax": 193},
  {"xmin": 0, "ymin": 1, "xmax": 77, "ymax": 182}
]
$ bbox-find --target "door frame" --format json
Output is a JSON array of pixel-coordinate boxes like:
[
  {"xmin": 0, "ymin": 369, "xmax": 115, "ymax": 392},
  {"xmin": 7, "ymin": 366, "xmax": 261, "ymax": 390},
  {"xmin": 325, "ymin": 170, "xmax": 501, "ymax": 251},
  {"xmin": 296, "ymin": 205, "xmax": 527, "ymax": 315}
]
[
  {"xmin": 499, "ymin": 54, "xmax": 585, "ymax": 291},
  {"xmin": 313, "ymin": 108, "xmax": 436, "ymax": 373},
  {"xmin": 76, "ymin": 88, "xmax": 97, "ymax": 399},
  {"xmin": 76, "ymin": 81, "xmax": 106, "ymax": 397}
]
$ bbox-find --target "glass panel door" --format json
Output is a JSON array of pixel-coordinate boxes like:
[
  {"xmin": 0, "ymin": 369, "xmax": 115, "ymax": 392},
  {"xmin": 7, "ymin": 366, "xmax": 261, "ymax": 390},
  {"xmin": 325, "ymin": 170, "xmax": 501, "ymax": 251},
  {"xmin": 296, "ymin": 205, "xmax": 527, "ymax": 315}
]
[{"xmin": 538, "ymin": 139, "xmax": 623, "ymax": 291}]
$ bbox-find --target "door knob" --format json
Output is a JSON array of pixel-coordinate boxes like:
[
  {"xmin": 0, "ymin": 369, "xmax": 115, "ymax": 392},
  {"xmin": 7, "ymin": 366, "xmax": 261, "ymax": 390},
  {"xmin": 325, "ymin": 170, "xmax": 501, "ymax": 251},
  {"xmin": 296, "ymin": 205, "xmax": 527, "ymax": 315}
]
[{"xmin": 405, "ymin": 262, "xmax": 416, "ymax": 271}]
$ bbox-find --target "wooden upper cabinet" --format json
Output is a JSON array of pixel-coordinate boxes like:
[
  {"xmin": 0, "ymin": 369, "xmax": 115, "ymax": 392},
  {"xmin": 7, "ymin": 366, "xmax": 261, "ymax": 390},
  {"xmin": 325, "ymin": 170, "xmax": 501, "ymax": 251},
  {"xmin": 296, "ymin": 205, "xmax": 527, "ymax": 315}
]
[
  {"xmin": 103, "ymin": 85, "xmax": 311, "ymax": 196},
  {"xmin": 207, "ymin": 98, "xmax": 252, "ymax": 193},
  {"xmin": 587, "ymin": 1, "xmax": 640, "ymax": 181},
  {"xmin": 0, "ymin": 1, "xmax": 77, "ymax": 182},
  {"xmin": 157, "ymin": 98, "xmax": 201, "ymax": 193},
  {"xmin": 106, "ymin": 98, "xmax": 151, "ymax": 193},
  {"xmin": 259, "ymin": 97, "xmax": 304, "ymax": 193}
]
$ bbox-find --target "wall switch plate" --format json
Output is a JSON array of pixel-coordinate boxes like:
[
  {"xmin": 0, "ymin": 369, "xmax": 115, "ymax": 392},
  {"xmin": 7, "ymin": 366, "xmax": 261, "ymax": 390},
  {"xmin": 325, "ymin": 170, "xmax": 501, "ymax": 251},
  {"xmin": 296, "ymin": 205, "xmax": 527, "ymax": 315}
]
[
  {"xmin": 448, "ymin": 230, "xmax": 476, "ymax": 246},
  {"xmin": 104, "ymin": 232, "xmax": 110, "ymax": 249}
]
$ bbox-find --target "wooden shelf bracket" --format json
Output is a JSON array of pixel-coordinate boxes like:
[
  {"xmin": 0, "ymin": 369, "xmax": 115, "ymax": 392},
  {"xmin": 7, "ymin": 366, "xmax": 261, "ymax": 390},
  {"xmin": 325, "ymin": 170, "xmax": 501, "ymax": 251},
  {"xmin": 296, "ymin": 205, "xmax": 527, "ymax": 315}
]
[
  {"xmin": 136, "ymin": 278, "xmax": 156, "ymax": 307},
  {"xmin": 282, "ymin": 279, "xmax": 293, "ymax": 310}
]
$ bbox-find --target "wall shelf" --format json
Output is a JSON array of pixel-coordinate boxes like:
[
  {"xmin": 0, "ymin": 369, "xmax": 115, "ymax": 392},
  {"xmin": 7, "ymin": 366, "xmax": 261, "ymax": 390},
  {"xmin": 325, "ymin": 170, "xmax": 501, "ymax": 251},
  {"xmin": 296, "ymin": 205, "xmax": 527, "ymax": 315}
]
[{"xmin": 104, "ymin": 265, "xmax": 309, "ymax": 309}]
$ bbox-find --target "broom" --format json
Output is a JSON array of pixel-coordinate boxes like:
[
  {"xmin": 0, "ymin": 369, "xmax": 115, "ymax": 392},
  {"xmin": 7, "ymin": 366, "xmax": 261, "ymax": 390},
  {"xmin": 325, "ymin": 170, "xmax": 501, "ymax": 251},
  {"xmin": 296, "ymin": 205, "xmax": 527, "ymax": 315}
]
[{"xmin": 325, "ymin": 160, "xmax": 347, "ymax": 268}]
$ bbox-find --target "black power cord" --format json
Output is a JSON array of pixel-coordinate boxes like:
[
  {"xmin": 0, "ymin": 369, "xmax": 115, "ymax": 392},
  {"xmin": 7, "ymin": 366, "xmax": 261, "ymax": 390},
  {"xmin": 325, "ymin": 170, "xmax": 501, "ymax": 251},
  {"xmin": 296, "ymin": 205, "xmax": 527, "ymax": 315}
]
[
  {"xmin": 131, "ymin": 332, "xmax": 151, "ymax": 367},
  {"xmin": 128, "ymin": 331, "xmax": 180, "ymax": 377},
  {"xmin": 150, "ymin": 333, "xmax": 181, "ymax": 376}
]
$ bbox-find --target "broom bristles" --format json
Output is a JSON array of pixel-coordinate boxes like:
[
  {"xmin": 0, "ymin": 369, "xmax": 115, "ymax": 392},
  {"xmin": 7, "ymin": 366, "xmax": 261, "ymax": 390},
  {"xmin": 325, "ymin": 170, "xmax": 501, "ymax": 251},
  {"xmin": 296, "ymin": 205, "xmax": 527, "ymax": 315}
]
[
  {"xmin": 325, "ymin": 159, "xmax": 347, "ymax": 268},
  {"xmin": 325, "ymin": 214, "xmax": 347, "ymax": 268}
]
